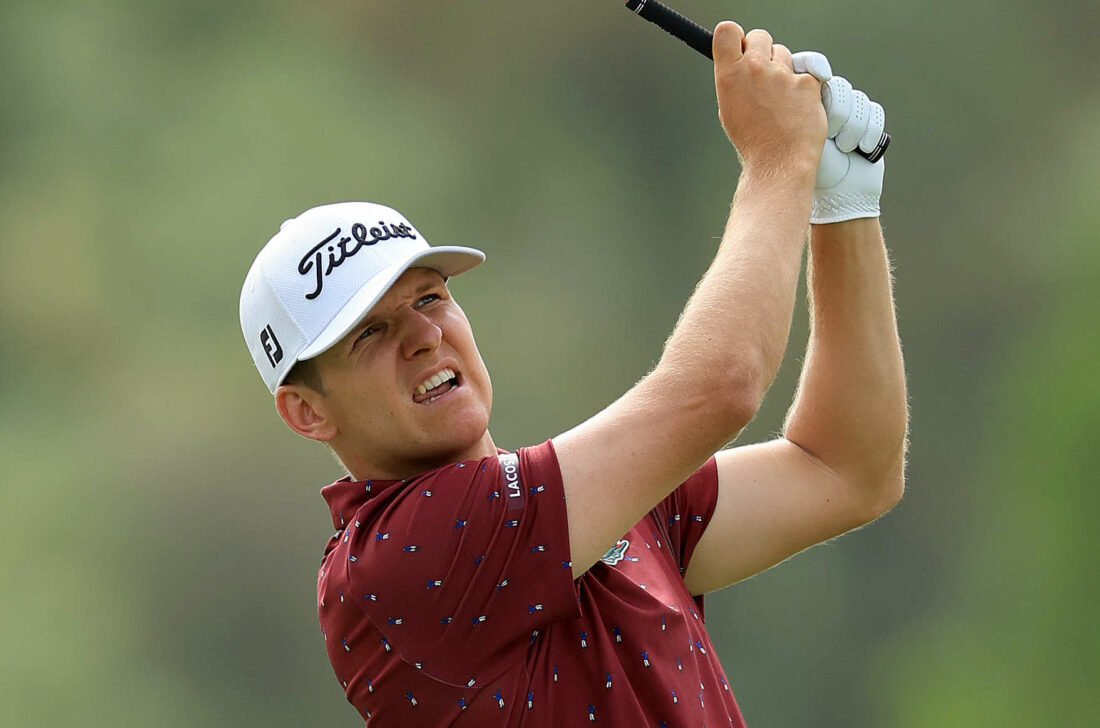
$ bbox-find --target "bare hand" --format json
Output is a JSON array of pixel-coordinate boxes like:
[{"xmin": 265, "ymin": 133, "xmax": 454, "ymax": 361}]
[{"xmin": 713, "ymin": 23, "xmax": 828, "ymax": 175}]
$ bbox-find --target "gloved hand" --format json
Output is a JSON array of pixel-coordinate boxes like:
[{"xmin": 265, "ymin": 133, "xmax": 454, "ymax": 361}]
[
  {"xmin": 813, "ymin": 74, "xmax": 886, "ymax": 224},
  {"xmin": 791, "ymin": 52, "xmax": 886, "ymax": 224}
]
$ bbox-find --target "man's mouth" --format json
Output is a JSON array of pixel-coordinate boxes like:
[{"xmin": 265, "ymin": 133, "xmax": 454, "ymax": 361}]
[{"xmin": 412, "ymin": 367, "xmax": 459, "ymax": 405}]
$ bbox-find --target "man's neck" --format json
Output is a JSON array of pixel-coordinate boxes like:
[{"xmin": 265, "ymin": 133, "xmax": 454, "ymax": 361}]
[{"xmin": 344, "ymin": 430, "xmax": 498, "ymax": 482}]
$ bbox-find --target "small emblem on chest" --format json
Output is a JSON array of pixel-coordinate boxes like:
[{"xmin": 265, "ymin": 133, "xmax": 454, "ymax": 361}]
[{"xmin": 600, "ymin": 539, "xmax": 630, "ymax": 566}]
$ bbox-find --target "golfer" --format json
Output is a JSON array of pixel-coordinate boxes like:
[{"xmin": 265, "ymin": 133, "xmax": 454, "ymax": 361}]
[{"xmin": 239, "ymin": 22, "xmax": 908, "ymax": 727}]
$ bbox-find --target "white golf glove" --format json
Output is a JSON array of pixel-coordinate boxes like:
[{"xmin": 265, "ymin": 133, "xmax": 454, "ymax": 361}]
[{"xmin": 792, "ymin": 52, "xmax": 887, "ymax": 224}]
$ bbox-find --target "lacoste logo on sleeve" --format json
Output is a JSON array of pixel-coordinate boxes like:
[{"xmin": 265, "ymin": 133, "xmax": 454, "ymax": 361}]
[
  {"xmin": 260, "ymin": 324, "xmax": 283, "ymax": 367},
  {"xmin": 497, "ymin": 452, "xmax": 526, "ymax": 511}
]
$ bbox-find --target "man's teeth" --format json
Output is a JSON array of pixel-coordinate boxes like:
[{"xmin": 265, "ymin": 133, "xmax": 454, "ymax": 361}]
[{"xmin": 415, "ymin": 368, "xmax": 456, "ymax": 395}]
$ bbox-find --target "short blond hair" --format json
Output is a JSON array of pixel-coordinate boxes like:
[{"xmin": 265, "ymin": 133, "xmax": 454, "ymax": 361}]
[{"xmin": 283, "ymin": 357, "xmax": 326, "ymax": 394}]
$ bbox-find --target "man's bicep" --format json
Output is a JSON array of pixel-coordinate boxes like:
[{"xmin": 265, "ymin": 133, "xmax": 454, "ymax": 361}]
[
  {"xmin": 682, "ymin": 438, "xmax": 890, "ymax": 596},
  {"xmin": 553, "ymin": 379, "xmax": 746, "ymax": 579}
]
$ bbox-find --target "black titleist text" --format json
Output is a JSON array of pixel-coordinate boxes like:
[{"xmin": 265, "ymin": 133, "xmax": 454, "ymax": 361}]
[{"xmin": 298, "ymin": 221, "xmax": 417, "ymax": 300}]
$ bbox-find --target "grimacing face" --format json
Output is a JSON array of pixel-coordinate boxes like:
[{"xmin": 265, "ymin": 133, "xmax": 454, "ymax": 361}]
[{"xmin": 301, "ymin": 267, "xmax": 494, "ymax": 478}]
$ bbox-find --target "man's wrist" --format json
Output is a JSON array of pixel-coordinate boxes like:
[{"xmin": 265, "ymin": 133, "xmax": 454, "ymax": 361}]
[
  {"xmin": 740, "ymin": 154, "xmax": 819, "ymax": 191},
  {"xmin": 809, "ymin": 215, "xmax": 881, "ymax": 239}
]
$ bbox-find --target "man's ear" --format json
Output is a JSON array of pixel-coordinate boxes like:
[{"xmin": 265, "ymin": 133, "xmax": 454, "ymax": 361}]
[{"xmin": 275, "ymin": 385, "xmax": 338, "ymax": 442}]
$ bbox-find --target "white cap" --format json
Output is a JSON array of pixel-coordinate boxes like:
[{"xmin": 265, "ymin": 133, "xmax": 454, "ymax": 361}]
[{"xmin": 240, "ymin": 201, "xmax": 485, "ymax": 393}]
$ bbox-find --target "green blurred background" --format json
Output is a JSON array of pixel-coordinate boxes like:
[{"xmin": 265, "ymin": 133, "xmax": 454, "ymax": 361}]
[{"xmin": 2, "ymin": 0, "xmax": 1096, "ymax": 725}]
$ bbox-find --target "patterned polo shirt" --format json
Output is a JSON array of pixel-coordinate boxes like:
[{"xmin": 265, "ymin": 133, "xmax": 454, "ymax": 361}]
[{"xmin": 317, "ymin": 439, "xmax": 746, "ymax": 727}]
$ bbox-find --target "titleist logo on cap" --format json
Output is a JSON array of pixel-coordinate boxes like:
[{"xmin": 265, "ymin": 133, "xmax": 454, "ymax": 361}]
[{"xmin": 298, "ymin": 221, "xmax": 418, "ymax": 300}]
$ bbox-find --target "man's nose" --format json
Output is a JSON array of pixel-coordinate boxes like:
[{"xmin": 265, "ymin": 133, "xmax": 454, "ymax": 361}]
[{"xmin": 399, "ymin": 310, "xmax": 443, "ymax": 359}]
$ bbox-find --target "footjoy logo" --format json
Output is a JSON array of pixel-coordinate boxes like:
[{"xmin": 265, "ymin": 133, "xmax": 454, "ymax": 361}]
[
  {"xmin": 298, "ymin": 221, "xmax": 417, "ymax": 300},
  {"xmin": 260, "ymin": 324, "xmax": 283, "ymax": 367}
]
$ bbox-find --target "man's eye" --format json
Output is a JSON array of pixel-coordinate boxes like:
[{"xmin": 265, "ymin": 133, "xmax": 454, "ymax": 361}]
[
  {"xmin": 355, "ymin": 325, "xmax": 377, "ymax": 343},
  {"xmin": 415, "ymin": 293, "xmax": 441, "ymax": 308}
]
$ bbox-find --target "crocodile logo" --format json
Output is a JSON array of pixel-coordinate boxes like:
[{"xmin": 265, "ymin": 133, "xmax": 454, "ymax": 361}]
[{"xmin": 600, "ymin": 539, "xmax": 630, "ymax": 566}]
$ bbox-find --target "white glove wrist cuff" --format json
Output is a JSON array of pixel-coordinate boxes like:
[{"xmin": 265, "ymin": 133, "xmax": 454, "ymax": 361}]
[{"xmin": 810, "ymin": 192, "xmax": 881, "ymax": 225}]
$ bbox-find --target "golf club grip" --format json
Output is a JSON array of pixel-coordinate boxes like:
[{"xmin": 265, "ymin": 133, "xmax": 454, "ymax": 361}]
[
  {"xmin": 625, "ymin": 0, "xmax": 713, "ymax": 59},
  {"xmin": 623, "ymin": 0, "xmax": 890, "ymax": 163}
]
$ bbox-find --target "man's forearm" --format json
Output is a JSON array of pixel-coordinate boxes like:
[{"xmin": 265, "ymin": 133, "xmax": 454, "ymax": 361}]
[
  {"xmin": 658, "ymin": 164, "xmax": 816, "ymax": 423},
  {"xmin": 783, "ymin": 218, "xmax": 909, "ymax": 491}
]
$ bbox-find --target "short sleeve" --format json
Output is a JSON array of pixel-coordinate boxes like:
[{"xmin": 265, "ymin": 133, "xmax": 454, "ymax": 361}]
[
  {"xmin": 341, "ymin": 440, "xmax": 579, "ymax": 687},
  {"xmin": 653, "ymin": 456, "xmax": 719, "ymax": 575}
]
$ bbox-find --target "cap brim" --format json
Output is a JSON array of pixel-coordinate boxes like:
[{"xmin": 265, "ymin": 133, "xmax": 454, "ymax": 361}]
[{"xmin": 296, "ymin": 246, "xmax": 484, "ymax": 361}]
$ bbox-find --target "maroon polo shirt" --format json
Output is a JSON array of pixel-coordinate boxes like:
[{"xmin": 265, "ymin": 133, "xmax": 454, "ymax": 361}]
[{"xmin": 317, "ymin": 440, "xmax": 746, "ymax": 727}]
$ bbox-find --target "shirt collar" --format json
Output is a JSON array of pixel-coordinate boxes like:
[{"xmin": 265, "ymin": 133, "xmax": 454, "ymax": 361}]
[
  {"xmin": 319, "ymin": 449, "xmax": 510, "ymax": 530},
  {"xmin": 320, "ymin": 474, "xmax": 409, "ymax": 531}
]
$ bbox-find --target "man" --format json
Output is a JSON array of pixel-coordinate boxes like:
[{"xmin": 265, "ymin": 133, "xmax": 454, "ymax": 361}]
[{"xmin": 239, "ymin": 22, "xmax": 907, "ymax": 727}]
